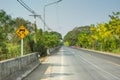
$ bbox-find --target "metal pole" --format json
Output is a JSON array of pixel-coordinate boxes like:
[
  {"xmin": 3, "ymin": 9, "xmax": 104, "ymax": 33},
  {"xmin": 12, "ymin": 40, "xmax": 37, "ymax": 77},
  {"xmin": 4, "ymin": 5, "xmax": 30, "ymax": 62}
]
[
  {"xmin": 21, "ymin": 39, "xmax": 23, "ymax": 56},
  {"xmin": 30, "ymin": 15, "xmax": 41, "ymax": 43},
  {"xmin": 44, "ymin": 6, "xmax": 46, "ymax": 31},
  {"xmin": 34, "ymin": 16, "xmax": 37, "ymax": 43}
]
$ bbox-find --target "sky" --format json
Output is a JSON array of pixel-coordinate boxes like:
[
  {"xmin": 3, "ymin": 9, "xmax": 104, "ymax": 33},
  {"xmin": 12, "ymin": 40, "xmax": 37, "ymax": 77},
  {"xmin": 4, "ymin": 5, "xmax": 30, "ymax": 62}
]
[{"xmin": 0, "ymin": 0, "xmax": 120, "ymax": 37}]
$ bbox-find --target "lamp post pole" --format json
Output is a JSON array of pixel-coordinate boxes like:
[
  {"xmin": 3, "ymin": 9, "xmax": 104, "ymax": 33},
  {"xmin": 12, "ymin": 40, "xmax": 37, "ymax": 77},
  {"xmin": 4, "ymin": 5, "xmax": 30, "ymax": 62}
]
[{"xmin": 44, "ymin": 6, "xmax": 46, "ymax": 31}]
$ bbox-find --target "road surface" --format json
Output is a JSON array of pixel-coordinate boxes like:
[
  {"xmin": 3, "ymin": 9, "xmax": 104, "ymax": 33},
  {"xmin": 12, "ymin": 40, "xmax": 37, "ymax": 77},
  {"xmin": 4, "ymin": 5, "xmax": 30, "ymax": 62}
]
[{"xmin": 23, "ymin": 46, "xmax": 120, "ymax": 80}]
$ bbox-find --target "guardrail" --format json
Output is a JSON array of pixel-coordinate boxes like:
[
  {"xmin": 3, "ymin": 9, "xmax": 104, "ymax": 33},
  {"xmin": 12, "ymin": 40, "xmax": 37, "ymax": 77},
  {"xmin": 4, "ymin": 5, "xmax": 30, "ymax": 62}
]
[
  {"xmin": 47, "ymin": 46, "xmax": 61, "ymax": 55},
  {"xmin": 0, "ymin": 52, "xmax": 40, "ymax": 80}
]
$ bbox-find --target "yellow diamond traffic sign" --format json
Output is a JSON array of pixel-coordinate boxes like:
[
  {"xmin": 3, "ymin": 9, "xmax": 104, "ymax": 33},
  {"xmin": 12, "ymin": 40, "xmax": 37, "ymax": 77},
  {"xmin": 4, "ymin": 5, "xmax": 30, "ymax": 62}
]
[{"xmin": 16, "ymin": 26, "xmax": 29, "ymax": 39}]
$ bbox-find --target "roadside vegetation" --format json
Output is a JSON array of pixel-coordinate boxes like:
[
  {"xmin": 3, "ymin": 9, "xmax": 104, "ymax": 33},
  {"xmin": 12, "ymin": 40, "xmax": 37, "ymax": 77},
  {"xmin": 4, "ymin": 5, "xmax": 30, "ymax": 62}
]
[
  {"xmin": 0, "ymin": 10, "xmax": 62, "ymax": 61},
  {"xmin": 64, "ymin": 12, "xmax": 120, "ymax": 54}
]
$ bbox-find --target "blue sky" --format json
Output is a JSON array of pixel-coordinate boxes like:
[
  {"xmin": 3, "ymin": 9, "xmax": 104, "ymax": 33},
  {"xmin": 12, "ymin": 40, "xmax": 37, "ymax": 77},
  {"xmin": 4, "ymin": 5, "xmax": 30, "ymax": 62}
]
[{"xmin": 0, "ymin": 0, "xmax": 120, "ymax": 36}]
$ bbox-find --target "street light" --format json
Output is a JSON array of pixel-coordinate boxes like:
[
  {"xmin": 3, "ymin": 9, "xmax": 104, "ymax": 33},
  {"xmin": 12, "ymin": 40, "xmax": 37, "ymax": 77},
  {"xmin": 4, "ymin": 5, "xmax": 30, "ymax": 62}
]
[{"xmin": 44, "ymin": 0, "xmax": 62, "ymax": 31}]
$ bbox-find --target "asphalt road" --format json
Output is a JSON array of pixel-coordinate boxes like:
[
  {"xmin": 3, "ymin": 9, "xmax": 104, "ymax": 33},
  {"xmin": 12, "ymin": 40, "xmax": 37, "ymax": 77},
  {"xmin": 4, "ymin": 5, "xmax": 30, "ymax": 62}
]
[{"xmin": 23, "ymin": 46, "xmax": 120, "ymax": 80}]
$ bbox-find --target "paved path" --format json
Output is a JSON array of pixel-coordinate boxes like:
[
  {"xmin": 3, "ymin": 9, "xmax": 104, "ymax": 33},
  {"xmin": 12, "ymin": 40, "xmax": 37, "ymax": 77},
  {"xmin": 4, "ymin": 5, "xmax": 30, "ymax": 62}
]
[{"xmin": 23, "ymin": 46, "xmax": 120, "ymax": 80}]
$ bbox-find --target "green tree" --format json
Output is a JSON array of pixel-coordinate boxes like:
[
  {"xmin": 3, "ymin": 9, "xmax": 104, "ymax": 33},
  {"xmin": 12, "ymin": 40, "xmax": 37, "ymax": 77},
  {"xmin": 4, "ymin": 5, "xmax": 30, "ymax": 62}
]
[{"xmin": 64, "ymin": 26, "xmax": 90, "ymax": 46}]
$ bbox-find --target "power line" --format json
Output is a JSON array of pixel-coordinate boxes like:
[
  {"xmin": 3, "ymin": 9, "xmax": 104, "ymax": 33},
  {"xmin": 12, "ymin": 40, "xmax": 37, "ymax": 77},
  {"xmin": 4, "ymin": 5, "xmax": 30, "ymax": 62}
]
[
  {"xmin": 17, "ymin": 0, "xmax": 52, "ymax": 31},
  {"xmin": 17, "ymin": 0, "xmax": 35, "ymax": 14}
]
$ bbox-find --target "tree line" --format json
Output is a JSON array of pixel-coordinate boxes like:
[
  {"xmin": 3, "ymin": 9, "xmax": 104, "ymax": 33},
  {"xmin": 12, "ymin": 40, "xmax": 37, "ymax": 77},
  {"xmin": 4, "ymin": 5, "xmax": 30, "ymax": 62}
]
[
  {"xmin": 64, "ymin": 12, "xmax": 120, "ymax": 54},
  {"xmin": 0, "ymin": 10, "xmax": 62, "ymax": 60}
]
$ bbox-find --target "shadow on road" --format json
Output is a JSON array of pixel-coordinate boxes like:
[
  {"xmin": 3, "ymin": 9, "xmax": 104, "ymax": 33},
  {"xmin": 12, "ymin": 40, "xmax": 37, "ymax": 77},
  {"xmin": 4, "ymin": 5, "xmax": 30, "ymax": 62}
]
[{"xmin": 23, "ymin": 62, "xmax": 72, "ymax": 80}]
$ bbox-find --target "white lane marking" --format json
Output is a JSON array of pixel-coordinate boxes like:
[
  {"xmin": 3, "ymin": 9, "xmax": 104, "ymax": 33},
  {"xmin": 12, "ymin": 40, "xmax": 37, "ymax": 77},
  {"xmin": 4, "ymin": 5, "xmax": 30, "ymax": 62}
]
[
  {"xmin": 78, "ymin": 55, "xmax": 120, "ymax": 80},
  {"xmin": 60, "ymin": 47, "xmax": 64, "ymax": 80}
]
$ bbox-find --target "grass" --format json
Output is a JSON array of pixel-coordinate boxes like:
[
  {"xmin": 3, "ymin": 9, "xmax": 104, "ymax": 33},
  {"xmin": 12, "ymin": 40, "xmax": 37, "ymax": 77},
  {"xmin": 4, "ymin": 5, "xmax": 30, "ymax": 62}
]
[
  {"xmin": 7, "ymin": 43, "xmax": 21, "ymax": 57},
  {"xmin": 112, "ymin": 48, "xmax": 120, "ymax": 54},
  {"xmin": 39, "ymin": 56, "xmax": 48, "ymax": 62}
]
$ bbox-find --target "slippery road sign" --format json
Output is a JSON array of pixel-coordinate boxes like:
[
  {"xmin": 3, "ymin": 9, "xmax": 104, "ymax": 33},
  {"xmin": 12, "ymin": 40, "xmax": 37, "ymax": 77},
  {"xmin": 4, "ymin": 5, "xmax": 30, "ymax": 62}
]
[{"xmin": 16, "ymin": 26, "xmax": 29, "ymax": 39}]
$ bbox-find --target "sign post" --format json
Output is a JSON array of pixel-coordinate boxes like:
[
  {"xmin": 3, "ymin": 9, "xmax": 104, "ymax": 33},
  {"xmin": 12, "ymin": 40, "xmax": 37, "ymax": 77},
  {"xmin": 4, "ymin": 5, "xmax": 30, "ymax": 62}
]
[
  {"xmin": 16, "ymin": 26, "xmax": 29, "ymax": 56},
  {"xmin": 21, "ymin": 39, "xmax": 23, "ymax": 56}
]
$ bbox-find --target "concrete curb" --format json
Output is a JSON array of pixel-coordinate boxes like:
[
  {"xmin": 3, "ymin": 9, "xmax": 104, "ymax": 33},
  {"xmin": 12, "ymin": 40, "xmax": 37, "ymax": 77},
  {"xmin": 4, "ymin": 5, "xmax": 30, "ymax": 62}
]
[{"xmin": 78, "ymin": 48, "xmax": 120, "ymax": 58}]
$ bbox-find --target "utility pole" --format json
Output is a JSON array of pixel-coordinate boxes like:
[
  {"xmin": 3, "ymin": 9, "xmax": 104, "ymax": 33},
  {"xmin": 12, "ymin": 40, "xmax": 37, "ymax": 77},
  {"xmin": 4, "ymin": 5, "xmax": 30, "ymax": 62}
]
[
  {"xmin": 29, "ymin": 15, "xmax": 41, "ymax": 43},
  {"xmin": 17, "ymin": 0, "xmax": 52, "ymax": 33}
]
